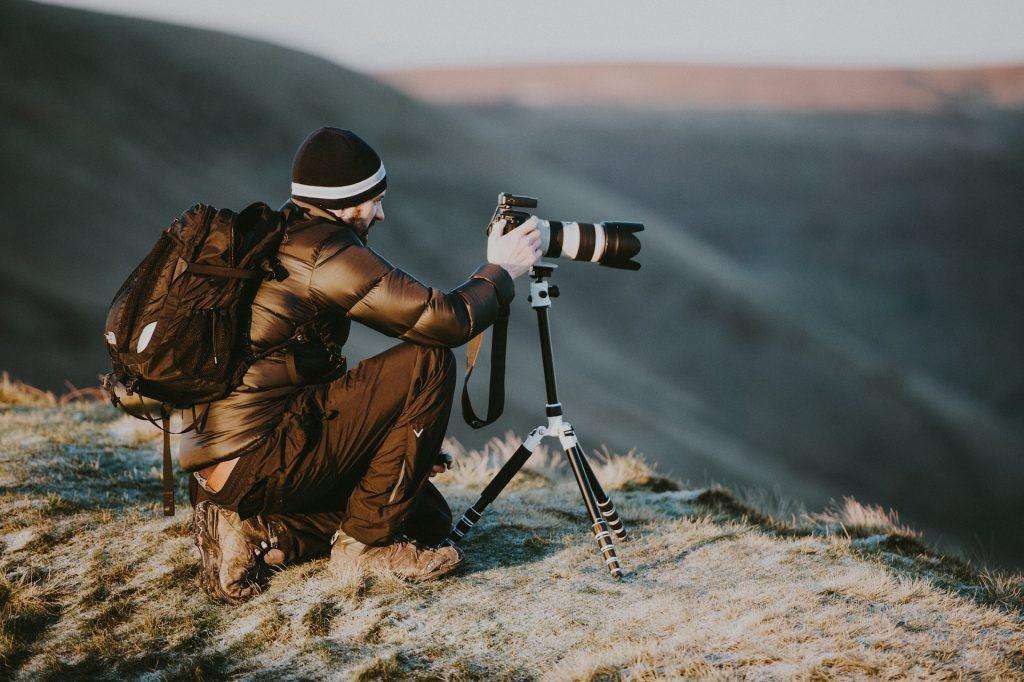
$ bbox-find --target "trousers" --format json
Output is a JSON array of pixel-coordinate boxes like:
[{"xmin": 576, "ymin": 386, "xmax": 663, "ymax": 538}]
[{"xmin": 192, "ymin": 341, "xmax": 457, "ymax": 547}]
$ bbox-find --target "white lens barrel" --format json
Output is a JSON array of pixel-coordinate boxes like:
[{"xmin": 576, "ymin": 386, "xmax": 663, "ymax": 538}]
[
  {"xmin": 537, "ymin": 219, "xmax": 607, "ymax": 263},
  {"xmin": 591, "ymin": 223, "xmax": 606, "ymax": 263},
  {"xmin": 562, "ymin": 222, "xmax": 581, "ymax": 259}
]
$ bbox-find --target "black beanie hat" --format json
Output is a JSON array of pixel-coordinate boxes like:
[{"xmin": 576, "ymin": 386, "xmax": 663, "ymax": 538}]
[{"xmin": 291, "ymin": 127, "xmax": 387, "ymax": 209}]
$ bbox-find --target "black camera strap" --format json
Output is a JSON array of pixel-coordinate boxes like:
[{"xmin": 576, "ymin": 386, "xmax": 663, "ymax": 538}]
[{"xmin": 461, "ymin": 303, "xmax": 510, "ymax": 428}]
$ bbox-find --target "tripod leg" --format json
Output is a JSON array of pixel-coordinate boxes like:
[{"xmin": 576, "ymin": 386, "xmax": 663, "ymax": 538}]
[
  {"xmin": 444, "ymin": 427, "xmax": 544, "ymax": 546},
  {"xmin": 578, "ymin": 452, "xmax": 628, "ymax": 542},
  {"xmin": 562, "ymin": 427, "xmax": 624, "ymax": 579}
]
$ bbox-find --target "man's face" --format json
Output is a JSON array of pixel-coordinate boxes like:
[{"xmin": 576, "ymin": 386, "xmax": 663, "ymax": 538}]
[{"xmin": 338, "ymin": 191, "xmax": 386, "ymax": 236}]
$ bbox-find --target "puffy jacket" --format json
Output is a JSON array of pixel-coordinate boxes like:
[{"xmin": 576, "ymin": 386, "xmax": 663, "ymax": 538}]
[{"xmin": 177, "ymin": 200, "xmax": 514, "ymax": 471}]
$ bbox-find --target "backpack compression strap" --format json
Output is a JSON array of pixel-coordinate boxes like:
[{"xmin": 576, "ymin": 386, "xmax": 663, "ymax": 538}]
[
  {"xmin": 460, "ymin": 304, "xmax": 510, "ymax": 429},
  {"xmin": 161, "ymin": 406, "xmax": 175, "ymax": 516}
]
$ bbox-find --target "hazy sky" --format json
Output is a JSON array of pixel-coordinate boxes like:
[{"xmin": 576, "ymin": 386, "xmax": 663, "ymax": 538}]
[{"xmin": 44, "ymin": 0, "xmax": 1024, "ymax": 72}]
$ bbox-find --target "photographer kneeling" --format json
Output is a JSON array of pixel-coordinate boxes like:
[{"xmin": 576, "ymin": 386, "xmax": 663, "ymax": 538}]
[{"xmin": 185, "ymin": 127, "xmax": 541, "ymax": 602}]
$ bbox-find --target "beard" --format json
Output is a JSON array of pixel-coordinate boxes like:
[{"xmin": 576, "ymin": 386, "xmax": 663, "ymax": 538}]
[{"xmin": 355, "ymin": 216, "xmax": 376, "ymax": 242}]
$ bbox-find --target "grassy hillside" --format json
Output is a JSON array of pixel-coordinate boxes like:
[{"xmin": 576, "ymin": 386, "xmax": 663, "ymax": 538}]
[
  {"xmin": 1, "ymin": 396, "xmax": 1022, "ymax": 679},
  {"xmin": 2, "ymin": 0, "xmax": 1023, "ymax": 566},
  {"xmin": 459, "ymin": 104, "xmax": 1024, "ymax": 424}
]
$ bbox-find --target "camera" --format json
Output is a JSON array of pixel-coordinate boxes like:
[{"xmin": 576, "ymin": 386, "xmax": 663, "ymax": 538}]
[{"xmin": 486, "ymin": 193, "xmax": 644, "ymax": 270}]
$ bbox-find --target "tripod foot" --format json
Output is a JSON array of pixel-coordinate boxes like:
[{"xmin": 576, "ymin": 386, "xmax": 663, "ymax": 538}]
[
  {"xmin": 563, "ymin": 435, "xmax": 627, "ymax": 579},
  {"xmin": 446, "ymin": 506, "xmax": 482, "ymax": 546}
]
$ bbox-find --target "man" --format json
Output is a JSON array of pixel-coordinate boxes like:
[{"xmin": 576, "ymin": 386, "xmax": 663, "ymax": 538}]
[{"xmin": 183, "ymin": 127, "xmax": 541, "ymax": 602}]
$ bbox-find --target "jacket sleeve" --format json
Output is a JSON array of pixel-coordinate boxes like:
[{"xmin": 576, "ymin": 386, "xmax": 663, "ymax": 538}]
[{"xmin": 308, "ymin": 233, "xmax": 515, "ymax": 347}]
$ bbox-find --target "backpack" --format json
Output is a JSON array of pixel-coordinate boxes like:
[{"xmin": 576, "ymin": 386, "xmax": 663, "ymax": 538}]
[{"xmin": 101, "ymin": 201, "xmax": 296, "ymax": 515}]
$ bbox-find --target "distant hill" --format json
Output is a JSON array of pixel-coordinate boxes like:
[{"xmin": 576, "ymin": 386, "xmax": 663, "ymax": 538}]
[
  {"xmin": 2, "ymin": 0, "xmax": 1023, "ymax": 566},
  {"xmin": 381, "ymin": 62, "xmax": 1024, "ymax": 110}
]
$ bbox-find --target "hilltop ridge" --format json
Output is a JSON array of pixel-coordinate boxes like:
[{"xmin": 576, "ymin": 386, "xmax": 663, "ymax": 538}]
[
  {"xmin": 1, "ymin": 393, "xmax": 1021, "ymax": 678},
  {"xmin": 381, "ymin": 62, "xmax": 1024, "ymax": 110}
]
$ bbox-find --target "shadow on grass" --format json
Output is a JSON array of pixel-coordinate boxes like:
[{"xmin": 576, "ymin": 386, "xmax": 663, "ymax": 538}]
[
  {"xmin": 455, "ymin": 522, "xmax": 571, "ymax": 575},
  {"xmin": 0, "ymin": 589, "xmax": 62, "ymax": 677},
  {"xmin": 628, "ymin": 531, "xmax": 744, "ymax": 576},
  {"xmin": 1, "ymin": 445, "xmax": 188, "ymax": 519}
]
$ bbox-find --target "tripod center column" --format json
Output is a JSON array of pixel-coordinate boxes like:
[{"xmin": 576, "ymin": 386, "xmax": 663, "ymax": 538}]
[{"xmin": 529, "ymin": 268, "xmax": 562, "ymax": 417}]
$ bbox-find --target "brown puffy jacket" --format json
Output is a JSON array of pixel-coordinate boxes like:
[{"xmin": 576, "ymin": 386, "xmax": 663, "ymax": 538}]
[{"xmin": 177, "ymin": 200, "xmax": 514, "ymax": 471}]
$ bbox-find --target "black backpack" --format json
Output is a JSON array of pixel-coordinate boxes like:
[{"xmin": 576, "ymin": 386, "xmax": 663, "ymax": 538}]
[{"xmin": 101, "ymin": 201, "xmax": 296, "ymax": 515}]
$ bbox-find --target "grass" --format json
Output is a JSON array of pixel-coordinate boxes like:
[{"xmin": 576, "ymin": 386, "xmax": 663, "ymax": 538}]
[
  {"xmin": 807, "ymin": 496, "xmax": 920, "ymax": 539},
  {"xmin": 0, "ymin": 377, "xmax": 1022, "ymax": 679},
  {"xmin": 0, "ymin": 372, "xmax": 57, "ymax": 407},
  {"xmin": 435, "ymin": 430, "xmax": 565, "ymax": 490},
  {"xmin": 0, "ymin": 372, "xmax": 105, "ymax": 408}
]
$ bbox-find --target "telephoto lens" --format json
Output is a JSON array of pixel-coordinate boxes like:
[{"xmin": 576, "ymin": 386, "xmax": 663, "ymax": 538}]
[
  {"xmin": 538, "ymin": 219, "xmax": 644, "ymax": 270},
  {"xmin": 489, "ymin": 193, "xmax": 644, "ymax": 270}
]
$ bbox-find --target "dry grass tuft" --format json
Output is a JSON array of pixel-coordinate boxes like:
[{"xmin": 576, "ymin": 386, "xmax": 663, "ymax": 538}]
[
  {"xmin": 809, "ymin": 496, "xmax": 920, "ymax": 539},
  {"xmin": 302, "ymin": 600, "xmax": 337, "ymax": 638},
  {"xmin": 976, "ymin": 567, "xmax": 1024, "ymax": 612},
  {"xmin": 0, "ymin": 372, "xmax": 57, "ymax": 407},
  {"xmin": 0, "ymin": 574, "xmax": 59, "ymax": 669},
  {"xmin": 435, "ymin": 435, "xmax": 679, "ymax": 494},
  {"xmin": 0, "ymin": 373, "xmax": 105, "ymax": 408},
  {"xmin": 690, "ymin": 486, "xmax": 798, "ymax": 535},
  {"xmin": 435, "ymin": 430, "xmax": 563, "ymax": 490},
  {"xmin": 352, "ymin": 651, "xmax": 407, "ymax": 680},
  {"xmin": 589, "ymin": 444, "xmax": 680, "ymax": 492}
]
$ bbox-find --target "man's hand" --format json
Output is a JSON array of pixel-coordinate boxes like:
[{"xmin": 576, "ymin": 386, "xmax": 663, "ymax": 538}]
[
  {"xmin": 487, "ymin": 216, "xmax": 543, "ymax": 279},
  {"xmin": 429, "ymin": 451, "xmax": 454, "ymax": 478}
]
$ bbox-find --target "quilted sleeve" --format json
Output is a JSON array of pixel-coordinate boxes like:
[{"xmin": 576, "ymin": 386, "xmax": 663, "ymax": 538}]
[{"xmin": 308, "ymin": 231, "xmax": 514, "ymax": 347}]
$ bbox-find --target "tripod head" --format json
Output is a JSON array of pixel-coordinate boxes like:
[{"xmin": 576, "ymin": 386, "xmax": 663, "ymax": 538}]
[
  {"xmin": 530, "ymin": 261, "xmax": 557, "ymax": 281},
  {"xmin": 528, "ymin": 262, "xmax": 560, "ymax": 306}
]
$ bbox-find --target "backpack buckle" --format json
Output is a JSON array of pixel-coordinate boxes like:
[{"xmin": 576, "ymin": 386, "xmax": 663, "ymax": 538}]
[{"xmin": 100, "ymin": 373, "xmax": 122, "ymax": 409}]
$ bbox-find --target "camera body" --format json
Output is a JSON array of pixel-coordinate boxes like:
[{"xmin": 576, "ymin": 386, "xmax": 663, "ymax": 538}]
[
  {"xmin": 486, "ymin": 192, "xmax": 644, "ymax": 271},
  {"xmin": 486, "ymin": 192, "xmax": 539, "ymax": 234}
]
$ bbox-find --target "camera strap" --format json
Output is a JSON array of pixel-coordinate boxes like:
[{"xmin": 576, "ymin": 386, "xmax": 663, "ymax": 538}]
[{"xmin": 460, "ymin": 303, "xmax": 510, "ymax": 428}]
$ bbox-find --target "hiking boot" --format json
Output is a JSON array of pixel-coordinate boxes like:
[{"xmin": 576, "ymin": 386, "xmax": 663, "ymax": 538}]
[
  {"xmin": 192, "ymin": 500, "xmax": 285, "ymax": 604},
  {"xmin": 329, "ymin": 530, "xmax": 464, "ymax": 582}
]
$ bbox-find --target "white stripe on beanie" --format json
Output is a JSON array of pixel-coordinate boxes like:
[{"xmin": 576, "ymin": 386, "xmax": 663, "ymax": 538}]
[{"xmin": 291, "ymin": 163, "xmax": 386, "ymax": 200}]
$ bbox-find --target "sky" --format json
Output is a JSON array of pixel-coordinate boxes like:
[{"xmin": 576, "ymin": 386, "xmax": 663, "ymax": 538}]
[{"xmin": 42, "ymin": 0, "xmax": 1024, "ymax": 72}]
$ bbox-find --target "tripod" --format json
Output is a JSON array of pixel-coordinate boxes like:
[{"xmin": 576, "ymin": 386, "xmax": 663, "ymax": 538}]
[{"xmin": 445, "ymin": 263, "xmax": 629, "ymax": 578}]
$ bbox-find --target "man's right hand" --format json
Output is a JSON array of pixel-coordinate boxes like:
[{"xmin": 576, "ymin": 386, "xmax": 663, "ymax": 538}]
[{"xmin": 486, "ymin": 216, "xmax": 542, "ymax": 279}]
